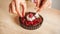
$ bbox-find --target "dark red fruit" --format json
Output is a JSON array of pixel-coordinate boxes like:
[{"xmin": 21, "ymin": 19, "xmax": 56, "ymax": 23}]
[
  {"xmin": 28, "ymin": 12, "xmax": 34, "ymax": 18},
  {"xmin": 19, "ymin": 12, "xmax": 43, "ymax": 30}
]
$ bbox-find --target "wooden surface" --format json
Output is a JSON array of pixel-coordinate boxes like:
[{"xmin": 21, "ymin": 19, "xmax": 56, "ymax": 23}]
[
  {"xmin": 0, "ymin": 0, "xmax": 60, "ymax": 34},
  {"xmin": 0, "ymin": 8, "xmax": 60, "ymax": 34}
]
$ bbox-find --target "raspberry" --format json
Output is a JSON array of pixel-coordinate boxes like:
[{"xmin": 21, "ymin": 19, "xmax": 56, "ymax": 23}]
[
  {"xmin": 25, "ymin": 21, "xmax": 34, "ymax": 26},
  {"xmin": 21, "ymin": 18, "xmax": 25, "ymax": 24},
  {"xmin": 28, "ymin": 13, "xmax": 34, "ymax": 18}
]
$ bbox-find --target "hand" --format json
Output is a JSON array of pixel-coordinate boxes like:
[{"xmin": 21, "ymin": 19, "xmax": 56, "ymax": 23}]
[
  {"xmin": 9, "ymin": 0, "xmax": 52, "ymax": 17},
  {"xmin": 38, "ymin": 0, "xmax": 52, "ymax": 11},
  {"xmin": 34, "ymin": 0, "xmax": 52, "ymax": 12},
  {"xmin": 9, "ymin": 0, "xmax": 26, "ymax": 17}
]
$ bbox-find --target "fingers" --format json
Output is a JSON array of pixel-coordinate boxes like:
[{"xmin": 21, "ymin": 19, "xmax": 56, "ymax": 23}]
[
  {"xmin": 9, "ymin": 0, "xmax": 26, "ymax": 17},
  {"xmin": 20, "ymin": 3, "xmax": 24, "ymax": 17},
  {"xmin": 15, "ymin": 0, "xmax": 26, "ymax": 17},
  {"xmin": 31, "ymin": 0, "xmax": 46, "ymax": 12},
  {"xmin": 40, "ymin": 0, "xmax": 51, "ymax": 10},
  {"xmin": 9, "ymin": 1, "xmax": 17, "ymax": 15},
  {"xmin": 9, "ymin": 0, "xmax": 51, "ymax": 17},
  {"xmin": 37, "ymin": 0, "xmax": 51, "ymax": 12},
  {"xmin": 15, "ymin": 0, "xmax": 22, "ymax": 17},
  {"xmin": 9, "ymin": 2, "xmax": 13, "ymax": 14},
  {"xmin": 21, "ymin": 2, "xmax": 27, "ymax": 17},
  {"xmin": 12, "ymin": 1, "xmax": 17, "ymax": 14}
]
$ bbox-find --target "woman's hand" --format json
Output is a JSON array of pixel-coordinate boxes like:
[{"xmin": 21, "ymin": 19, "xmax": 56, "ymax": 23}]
[
  {"xmin": 9, "ymin": 0, "xmax": 26, "ymax": 17},
  {"xmin": 9, "ymin": 0, "xmax": 52, "ymax": 16},
  {"xmin": 38, "ymin": 0, "xmax": 52, "ymax": 11}
]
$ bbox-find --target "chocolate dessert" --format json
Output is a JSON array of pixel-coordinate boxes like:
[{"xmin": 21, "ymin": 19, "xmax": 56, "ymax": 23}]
[{"xmin": 19, "ymin": 12, "xmax": 43, "ymax": 30}]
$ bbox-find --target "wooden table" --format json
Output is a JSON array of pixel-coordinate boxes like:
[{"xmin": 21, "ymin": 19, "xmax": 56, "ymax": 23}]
[
  {"xmin": 0, "ymin": 8, "xmax": 60, "ymax": 34},
  {"xmin": 0, "ymin": 0, "xmax": 60, "ymax": 34}
]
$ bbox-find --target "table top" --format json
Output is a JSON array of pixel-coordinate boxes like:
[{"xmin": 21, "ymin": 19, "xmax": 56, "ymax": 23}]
[
  {"xmin": 0, "ymin": 8, "xmax": 60, "ymax": 34},
  {"xmin": 0, "ymin": 0, "xmax": 60, "ymax": 34}
]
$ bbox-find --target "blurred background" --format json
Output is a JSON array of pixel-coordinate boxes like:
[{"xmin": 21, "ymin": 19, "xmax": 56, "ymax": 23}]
[
  {"xmin": 0, "ymin": 0, "xmax": 60, "ymax": 10},
  {"xmin": 52, "ymin": 0, "xmax": 60, "ymax": 10}
]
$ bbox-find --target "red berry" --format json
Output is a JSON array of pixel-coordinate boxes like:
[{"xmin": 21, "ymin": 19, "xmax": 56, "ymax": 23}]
[
  {"xmin": 33, "ymin": 19, "xmax": 38, "ymax": 26},
  {"xmin": 20, "ymin": 12, "xmax": 42, "ymax": 26},
  {"xmin": 21, "ymin": 18, "xmax": 25, "ymax": 24},
  {"xmin": 28, "ymin": 13, "xmax": 34, "ymax": 18}
]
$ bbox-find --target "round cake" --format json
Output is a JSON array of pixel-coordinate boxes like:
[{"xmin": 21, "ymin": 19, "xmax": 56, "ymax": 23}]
[{"xmin": 19, "ymin": 12, "xmax": 43, "ymax": 30}]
